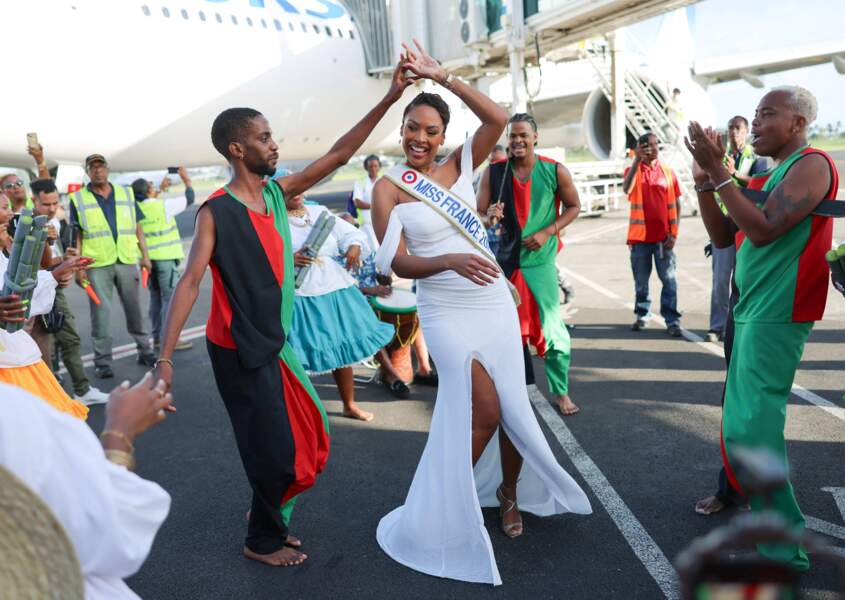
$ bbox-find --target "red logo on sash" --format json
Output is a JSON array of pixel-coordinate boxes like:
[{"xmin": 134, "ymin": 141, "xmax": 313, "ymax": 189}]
[{"xmin": 402, "ymin": 171, "xmax": 417, "ymax": 184}]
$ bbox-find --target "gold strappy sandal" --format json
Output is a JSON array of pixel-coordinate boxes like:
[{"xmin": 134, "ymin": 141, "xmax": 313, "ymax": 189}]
[{"xmin": 496, "ymin": 484, "xmax": 524, "ymax": 538}]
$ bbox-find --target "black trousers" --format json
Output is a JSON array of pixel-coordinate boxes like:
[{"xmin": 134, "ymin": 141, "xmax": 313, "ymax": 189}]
[
  {"xmin": 523, "ymin": 344, "xmax": 536, "ymax": 386},
  {"xmin": 715, "ymin": 292, "xmax": 746, "ymax": 506},
  {"xmin": 207, "ymin": 340, "xmax": 296, "ymax": 554}
]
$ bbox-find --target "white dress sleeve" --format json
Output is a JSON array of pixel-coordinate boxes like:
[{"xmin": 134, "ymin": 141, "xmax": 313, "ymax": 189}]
[
  {"xmin": 30, "ymin": 270, "xmax": 58, "ymax": 317},
  {"xmin": 458, "ymin": 135, "xmax": 476, "ymax": 187},
  {"xmin": 332, "ymin": 209, "xmax": 371, "ymax": 256},
  {"xmin": 374, "ymin": 209, "xmax": 403, "ymax": 276},
  {"xmin": 0, "ymin": 383, "xmax": 171, "ymax": 600},
  {"xmin": 0, "ymin": 251, "xmax": 56, "ymax": 317}
]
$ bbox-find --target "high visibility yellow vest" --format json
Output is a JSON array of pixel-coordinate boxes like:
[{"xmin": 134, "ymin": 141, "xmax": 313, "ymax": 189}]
[
  {"xmin": 70, "ymin": 184, "xmax": 139, "ymax": 267},
  {"xmin": 138, "ymin": 198, "xmax": 183, "ymax": 261}
]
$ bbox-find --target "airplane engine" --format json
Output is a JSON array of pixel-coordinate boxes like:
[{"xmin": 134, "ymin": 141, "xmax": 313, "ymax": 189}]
[{"xmin": 580, "ymin": 72, "xmax": 716, "ymax": 159}]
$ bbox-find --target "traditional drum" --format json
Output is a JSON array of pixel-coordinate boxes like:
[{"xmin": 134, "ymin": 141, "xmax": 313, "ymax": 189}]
[{"xmin": 370, "ymin": 289, "xmax": 419, "ymax": 383}]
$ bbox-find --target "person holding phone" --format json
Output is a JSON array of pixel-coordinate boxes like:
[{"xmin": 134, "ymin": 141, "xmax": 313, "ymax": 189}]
[
  {"xmin": 622, "ymin": 132, "xmax": 683, "ymax": 336},
  {"xmin": 133, "ymin": 166, "xmax": 195, "ymax": 352}
]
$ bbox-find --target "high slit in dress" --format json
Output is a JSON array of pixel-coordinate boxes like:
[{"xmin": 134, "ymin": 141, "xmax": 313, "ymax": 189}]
[{"xmin": 374, "ymin": 138, "xmax": 592, "ymax": 585}]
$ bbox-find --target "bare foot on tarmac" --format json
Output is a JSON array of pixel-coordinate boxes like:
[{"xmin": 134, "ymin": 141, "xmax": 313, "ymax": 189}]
[
  {"xmin": 244, "ymin": 545, "xmax": 307, "ymax": 567},
  {"xmin": 244, "ymin": 511, "xmax": 302, "ymax": 547},
  {"xmin": 557, "ymin": 395, "xmax": 580, "ymax": 416},
  {"xmin": 342, "ymin": 404, "xmax": 374, "ymax": 421},
  {"xmin": 694, "ymin": 495, "xmax": 726, "ymax": 515}
]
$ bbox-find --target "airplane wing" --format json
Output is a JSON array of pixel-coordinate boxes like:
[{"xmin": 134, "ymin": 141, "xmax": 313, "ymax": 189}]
[{"xmin": 693, "ymin": 40, "xmax": 845, "ymax": 87}]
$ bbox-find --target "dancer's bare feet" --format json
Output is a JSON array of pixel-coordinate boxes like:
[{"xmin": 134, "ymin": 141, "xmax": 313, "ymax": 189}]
[
  {"xmin": 244, "ymin": 545, "xmax": 307, "ymax": 567},
  {"xmin": 244, "ymin": 511, "xmax": 302, "ymax": 547},
  {"xmin": 694, "ymin": 495, "xmax": 726, "ymax": 515},
  {"xmin": 557, "ymin": 395, "xmax": 579, "ymax": 416},
  {"xmin": 342, "ymin": 403, "xmax": 374, "ymax": 421}
]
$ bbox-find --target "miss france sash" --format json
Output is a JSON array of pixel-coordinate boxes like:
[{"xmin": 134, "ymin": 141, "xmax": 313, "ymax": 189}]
[{"xmin": 385, "ymin": 164, "xmax": 521, "ymax": 306}]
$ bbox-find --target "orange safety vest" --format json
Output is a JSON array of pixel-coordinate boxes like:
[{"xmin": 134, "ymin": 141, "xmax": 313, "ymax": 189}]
[{"xmin": 626, "ymin": 162, "xmax": 678, "ymax": 244}]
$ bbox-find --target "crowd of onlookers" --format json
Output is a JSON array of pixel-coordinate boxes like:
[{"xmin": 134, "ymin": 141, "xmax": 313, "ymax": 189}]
[{"xmin": 1, "ymin": 147, "xmax": 197, "ymax": 405}]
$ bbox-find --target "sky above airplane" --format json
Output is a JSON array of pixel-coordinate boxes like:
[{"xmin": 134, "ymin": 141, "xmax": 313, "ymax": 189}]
[{"xmin": 631, "ymin": 0, "xmax": 843, "ymax": 127}]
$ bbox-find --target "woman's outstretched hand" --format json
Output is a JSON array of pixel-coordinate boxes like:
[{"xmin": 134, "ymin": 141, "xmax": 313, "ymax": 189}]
[
  {"xmin": 401, "ymin": 39, "xmax": 447, "ymax": 84},
  {"xmin": 104, "ymin": 373, "xmax": 176, "ymax": 445}
]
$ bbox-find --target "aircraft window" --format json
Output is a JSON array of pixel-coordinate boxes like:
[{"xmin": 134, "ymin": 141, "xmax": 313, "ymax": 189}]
[
  {"xmin": 215, "ymin": 13, "xmax": 222, "ymax": 23},
  {"xmin": 349, "ymin": 30, "xmax": 355, "ymax": 39},
  {"xmin": 288, "ymin": 22, "xmax": 294, "ymax": 32},
  {"xmin": 300, "ymin": 22, "xmax": 307, "ymax": 33},
  {"xmin": 312, "ymin": 24, "xmax": 320, "ymax": 34},
  {"xmin": 199, "ymin": 10, "xmax": 206, "ymax": 21},
  {"xmin": 261, "ymin": 18, "xmax": 267, "ymax": 29},
  {"xmin": 246, "ymin": 17, "xmax": 253, "ymax": 27},
  {"xmin": 274, "ymin": 19, "xmax": 282, "ymax": 31},
  {"xmin": 180, "ymin": 8, "xmax": 188, "ymax": 19},
  {"xmin": 325, "ymin": 26, "xmax": 332, "ymax": 36},
  {"xmin": 162, "ymin": 7, "xmax": 170, "ymax": 18},
  {"xmin": 141, "ymin": 5, "xmax": 150, "ymax": 17},
  {"xmin": 231, "ymin": 15, "xmax": 238, "ymax": 25},
  {"xmin": 337, "ymin": 28, "xmax": 343, "ymax": 38}
]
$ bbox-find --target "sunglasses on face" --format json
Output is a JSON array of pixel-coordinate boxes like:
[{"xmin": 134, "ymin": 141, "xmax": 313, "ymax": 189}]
[{"xmin": 2, "ymin": 180, "xmax": 23, "ymax": 190}]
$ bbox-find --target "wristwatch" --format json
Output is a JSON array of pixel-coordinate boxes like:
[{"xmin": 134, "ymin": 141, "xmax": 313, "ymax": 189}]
[
  {"xmin": 442, "ymin": 73, "xmax": 455, "ymax": 89},
  {"xmin": 694, "ymin": 181, "xmax": 715, "ymax": 193}
]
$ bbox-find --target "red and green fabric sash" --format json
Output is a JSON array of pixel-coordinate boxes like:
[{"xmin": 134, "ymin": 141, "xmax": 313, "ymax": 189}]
[{"xmin": 734, "ymin": 146, "xmax": 840, "ymax": 323}]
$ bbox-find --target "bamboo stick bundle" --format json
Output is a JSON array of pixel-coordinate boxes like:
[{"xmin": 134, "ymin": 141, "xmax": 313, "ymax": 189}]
[{"xmin": 2, "ymin": 209, "xmax": 50, "ymax": 332}]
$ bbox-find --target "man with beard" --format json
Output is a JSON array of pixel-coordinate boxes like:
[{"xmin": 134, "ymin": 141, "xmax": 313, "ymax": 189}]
[
  {"xmin": 477, "ymin": 113, "xmax": 582, "ymax": 415},
  {"xmin": 686, "ymin": 85, "xmax": 839, "ymax": 571},
  {"xmin": 154, "ymin": 58, "xmax": 420, "ymax": 568}
]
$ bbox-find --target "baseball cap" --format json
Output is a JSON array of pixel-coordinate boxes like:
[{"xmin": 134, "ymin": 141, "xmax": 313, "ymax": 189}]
[{"xmin": 84, "ymin": 154, "xmax": 107, "ymax": 168}]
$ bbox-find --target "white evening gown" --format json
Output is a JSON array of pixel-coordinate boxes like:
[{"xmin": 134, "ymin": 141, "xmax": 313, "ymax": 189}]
[{"xmin": 374, "ymin": 138, "xmax": 591, "ymax": 585}]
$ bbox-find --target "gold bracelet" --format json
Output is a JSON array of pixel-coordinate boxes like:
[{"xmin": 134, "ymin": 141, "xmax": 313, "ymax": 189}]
[
  {"xmin": 100, "ymin": 430, "xmax": 135, "ymax": 453},
  {"xmin": 154, "ymin": 357, "xmax": 174, "ymax": 369},
  {"xmin": 104, "ymin": 449, "xmax": 136, "ymax": 471}
]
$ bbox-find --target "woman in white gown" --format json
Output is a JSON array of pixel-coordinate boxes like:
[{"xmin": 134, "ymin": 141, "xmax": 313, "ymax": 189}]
[{"xmin": 372, "ymin": 42, "xmax": 591, "ymax": 586}]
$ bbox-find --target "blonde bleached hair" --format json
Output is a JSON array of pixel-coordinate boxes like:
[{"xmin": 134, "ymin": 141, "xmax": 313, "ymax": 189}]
[{"xmin": 771, "ymin": 85, "xmax": 818, "ymax": 125}]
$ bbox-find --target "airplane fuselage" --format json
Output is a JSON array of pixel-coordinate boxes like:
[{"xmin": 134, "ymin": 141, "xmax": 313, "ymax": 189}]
[{"xmin": 1, "ymin": 0, "xmax": 413, "ymax": 170}]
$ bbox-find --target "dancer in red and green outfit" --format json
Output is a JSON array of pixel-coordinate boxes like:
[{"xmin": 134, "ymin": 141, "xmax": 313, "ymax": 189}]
[
  {"xmin": 478, "ymin": 113, "xmax": 581, "ymax": 415},
  {"xmin": 154, "ymin": 59, "xmax": 418, "ymax": 568},
  {"xmin": 687, "ymin": 86, "xmax": 839, "ymax": 571}
]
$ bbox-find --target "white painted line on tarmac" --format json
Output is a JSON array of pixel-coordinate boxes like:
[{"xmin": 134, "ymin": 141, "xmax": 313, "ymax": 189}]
[
  {"xmin": 561, "ymin": 266, "xmax": 623, "ymax": 300},
  {"xmin": 565, "ymin": 222, "xmax": 629, "ymax": 245},
  {"xmin": 528, "ymin": 384, "xmax": 680, "ymax": 599},
  {"xmin": 805, "ymin": 516, "xmax": 845, "ymax": 543},
  {"xmin": 561, "ymin": 267, "xmax": 845, "ymax": 424},
  {"xmin": 676, "ymin": 267, "xmax": 709, "ymax": 292},
  {"xmin": 56, "ymin": 324, "xmax": 207, "ymax": 375}
]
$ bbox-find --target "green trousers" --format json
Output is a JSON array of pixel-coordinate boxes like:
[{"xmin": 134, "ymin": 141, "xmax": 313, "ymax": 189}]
[
  {"xmin": 519, "ymin": 262, "xmax": 571, "ymax": 396},
  {"xmin": 722, "ymin": 320, "xmax": 813, "ymax": 570}
]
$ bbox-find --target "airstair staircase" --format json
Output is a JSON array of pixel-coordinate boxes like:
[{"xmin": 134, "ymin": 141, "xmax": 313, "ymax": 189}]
[{"xmin": 580, "ymin": 39, "xmax": 697, "ymax": 214}]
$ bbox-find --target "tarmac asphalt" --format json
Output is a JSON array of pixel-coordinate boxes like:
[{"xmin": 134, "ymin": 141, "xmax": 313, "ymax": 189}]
[{"xmin": 58, "ymin": 183, "xmax": 845, "ymax": 599}]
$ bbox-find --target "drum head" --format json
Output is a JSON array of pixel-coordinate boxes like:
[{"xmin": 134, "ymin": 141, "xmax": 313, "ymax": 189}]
[{"xmin": 370, "ymin": 288, "xmax": 417, "ymax": 314}]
